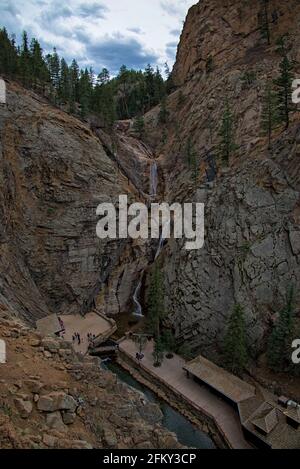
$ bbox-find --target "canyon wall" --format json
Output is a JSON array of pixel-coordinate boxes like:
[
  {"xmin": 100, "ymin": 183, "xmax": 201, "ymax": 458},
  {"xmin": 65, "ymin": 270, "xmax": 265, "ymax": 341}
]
[{"xmin": 144, "ymin": 0, "xmax": 300, "ymax": 358}]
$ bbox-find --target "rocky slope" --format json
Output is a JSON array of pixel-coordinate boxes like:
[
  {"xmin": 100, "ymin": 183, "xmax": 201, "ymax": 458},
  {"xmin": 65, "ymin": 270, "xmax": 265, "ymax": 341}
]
[
  {"xmin": 143, "ymin": 0, "xmax": 300, "ymax": 359},
  {"xmin": 0, "ymin": 306, "xmax": 182, "ymax": 449}
]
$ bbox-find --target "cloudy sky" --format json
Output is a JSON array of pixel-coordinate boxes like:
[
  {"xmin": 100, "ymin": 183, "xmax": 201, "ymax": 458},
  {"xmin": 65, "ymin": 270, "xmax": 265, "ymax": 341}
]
[{"xmin": 2, "ymin": 0, "xmax": 196, "ymax": 75}]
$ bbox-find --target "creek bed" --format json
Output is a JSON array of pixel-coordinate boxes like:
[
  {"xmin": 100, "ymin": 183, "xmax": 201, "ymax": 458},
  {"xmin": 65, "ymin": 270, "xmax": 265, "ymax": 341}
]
[{"xmin": 102, "ymin": 360, "xmax": 216, "ymax": 449}]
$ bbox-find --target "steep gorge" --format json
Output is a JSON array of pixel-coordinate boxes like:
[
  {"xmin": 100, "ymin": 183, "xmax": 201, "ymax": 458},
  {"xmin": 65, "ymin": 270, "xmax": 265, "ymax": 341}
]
[{"xmin": 0, "ymin": 0, "xmax": 300, "ymax": 367}]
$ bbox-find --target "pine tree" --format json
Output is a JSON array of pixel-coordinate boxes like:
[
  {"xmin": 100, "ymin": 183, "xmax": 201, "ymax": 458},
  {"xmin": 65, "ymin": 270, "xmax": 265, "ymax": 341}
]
[
  {"xmin": 152, "ymin": 337, "xmax": 164, "ymax": 367},
  {"xmin": 224, "ymin": 304, "xmax": 248, "ymax": 374},
  {"xmin": 78, "ymin": 68, "xmax": 92, "ymax": 118},
  {"xmin": 273, "ymin": 52, "xmax": 294, "ymax": 129},
  {"xmin": 267, "ymin": 286, "xmax": 295, "ymax": 372},
  {"xmin": 259, "ymin": 0, "xmax": 271, "ymax": 45},
  {"xmin": 58, "ymin": 58, "xmax": 70, "ymax": 104},
  {"xmin": 218, "ymin": 99, "xmax": 236, "ymax": 165},
  {"xmin": 161, "ymin": 330, "xmax": 176, "ymax": 359},
  {"xmin": 0, "ymin": 28, "xmax": 18, "ymax": 77},
  {"xmin": 147, "ymin": 264, "xmax": 165, "ymax": 340},
  {"xmin": 261, "ymin": 81, "xmax": 278, "ymax": 148},
  {"xmin": 158, "ymin": 95, "xmax": 169, "ymax": 124},
  {"xmin": 19, "ymin": 31, "xmax": 31, "ymax": 86},
  {"xmin": 133, "ymin": 115, "xmax": 145, "ymax": 138}
]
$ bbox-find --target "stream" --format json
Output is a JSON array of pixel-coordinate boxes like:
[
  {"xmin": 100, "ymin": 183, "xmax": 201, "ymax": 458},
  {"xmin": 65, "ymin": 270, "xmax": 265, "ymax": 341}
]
[{"xmin": 102, "ymin": 360, "xmax": 216, "ymax": 449}]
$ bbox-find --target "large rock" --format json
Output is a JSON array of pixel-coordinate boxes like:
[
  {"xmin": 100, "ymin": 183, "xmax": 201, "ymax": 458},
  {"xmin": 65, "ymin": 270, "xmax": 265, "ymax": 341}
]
[
  {"xmin": 37, "ymin": 392, "xmax": 77, "ymax": 413},
  {"xmin": 14, "ymin": 398, "xmax": 33, "ymax": 419},
  {"xmin": 45, "ymin": 411, "xmax": 67, "ymax": 432}
]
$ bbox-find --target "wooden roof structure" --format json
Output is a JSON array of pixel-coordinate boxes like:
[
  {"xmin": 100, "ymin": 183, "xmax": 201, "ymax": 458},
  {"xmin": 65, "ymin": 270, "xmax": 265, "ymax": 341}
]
[
  {"xmin": 251, "ymin": 402, "xmax": 279, "ymax": 434},
  {"xmin": 183, "ymin": 355, "xmax": 255, "ymax": 404}
]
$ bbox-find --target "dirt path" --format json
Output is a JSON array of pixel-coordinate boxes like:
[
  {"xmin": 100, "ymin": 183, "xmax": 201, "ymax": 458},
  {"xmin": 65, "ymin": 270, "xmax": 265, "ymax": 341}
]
[{"xmin": 119, "ymin": 338, "xmax": 252, "ymax": 449}]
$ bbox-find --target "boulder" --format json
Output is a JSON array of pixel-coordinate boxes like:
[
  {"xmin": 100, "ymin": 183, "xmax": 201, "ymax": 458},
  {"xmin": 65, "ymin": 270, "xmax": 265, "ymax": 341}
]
[
  {"xmin": 46, "ymin": 411, "xmax": 67, "ymax": 432},
  {"xmin": 62, "ymin": 411, "xmax": 76, "ymax": 425},
  {"xmin": 14, "ymin": 398, "xmax": 33, "ymax": 419}
]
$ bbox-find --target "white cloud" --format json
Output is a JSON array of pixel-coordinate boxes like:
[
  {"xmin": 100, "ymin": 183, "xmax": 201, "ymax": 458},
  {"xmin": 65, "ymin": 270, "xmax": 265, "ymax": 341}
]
[{"xmin": 0, "ymin": 0, "xmax": 197, "ymax": 72}]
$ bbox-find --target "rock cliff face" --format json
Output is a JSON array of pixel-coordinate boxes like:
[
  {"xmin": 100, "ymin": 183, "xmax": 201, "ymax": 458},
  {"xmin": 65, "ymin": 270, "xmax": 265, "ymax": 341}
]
[
  {"xmin": 143, "ymin": 0, "xmax": 300, "ymax": 358},
  {"xmin": 0, "ymin": 82, "xmax": 156, "ymax": 323}
]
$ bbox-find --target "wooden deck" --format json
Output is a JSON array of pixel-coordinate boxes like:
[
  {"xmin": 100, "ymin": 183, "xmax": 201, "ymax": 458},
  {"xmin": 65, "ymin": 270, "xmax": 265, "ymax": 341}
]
[{"xmin": 119, "ymin": 338, "xmax": 252, "ymax": 449}]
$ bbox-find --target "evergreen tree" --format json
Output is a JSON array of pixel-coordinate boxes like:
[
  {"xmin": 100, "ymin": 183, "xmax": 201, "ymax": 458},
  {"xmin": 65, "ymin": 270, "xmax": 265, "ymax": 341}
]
[
  {"xmin": 78, "ymin": 68, "xmax": 92, "ymax": 118},
  {"xmin": 133, "ymin": 115, "xmax": 145, "ymax": 138},
  {"xmin": 19, "ymin": 31, "xmax": 31, "ymax": 86},
  {"xmin": 0, "ymin": 28, "xmax": 18, "ymax": 77},
  {"xmin": 206, "ymin": 55, "xmax": 213, "ymax": 74},
  {"xmin": 69, "ymin": 59, "xmax": 80, "ymax": 112},
  {"xmin": 147, "ymin": 264, "xmax": 165, "ymax": 339},
  {"xmin": 273, "ymin": 52, "xmax": 294, "ymax": 129},
  {"xmin": 58, "ymin": 58, "xmax": 70, "ymax": 104},
  {"xmin": 224, "ymin": 304, "xmax": 248, "ymax": 374},
  {"xmin": 158, "ymin": 95, "xmax": 169, "ymax": 124},
  {"xmin": 97, "ymin": 68, "xmax": 110, "ymax": 86},
  {"xmin": 259, "ymin": 0, "xmax": 271, "ymax": 45},
  {"xmin": 267, "ymin": 286, "xmax": 295, "ymax": 372},
  {"xmin": 152, "ymin": 337, "xmax": 164, "ymax": 367},
  {"xmin": 218, "ymin": 99, "xmax": 236, "ymax": 164},
  {"xmin": 161, "ymin": 330, "xmax": 176, "ymax": 359},
  {"xmin": 261, "ymin": 81, "xmax": 278, "ymax": 148}
]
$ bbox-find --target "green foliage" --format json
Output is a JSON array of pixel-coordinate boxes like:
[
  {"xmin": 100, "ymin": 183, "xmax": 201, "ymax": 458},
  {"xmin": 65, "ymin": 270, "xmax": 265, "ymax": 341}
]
[
  {"xmin": 273, "ymin": 52, "xmax": 294, "ymax": 130},
  {"xmin": 218, "ymin": 99, "xmax": 237, "ymax": 165},
  {"xmin": 206, "ymin": 55, "xmax": 213, "ymax": 74},
  {"xmin": 259, "ymin": 0, "xmax": 271, "ymax": 45},
  {"xmin": 153, "ymin": 337, "xmax": 164, "ymax": 367},
  {"xmin": 267, "ymin": 286, "xmax": 295, "ymax": 372},
  {"xmin": 177, "ymin": 343, "xmax": 194, "ymax": 361},
  {"xmin": 161, "ymin": 330, "xmax": 176, "ymax": 356},
  {"xmin": 0, "ymin": 27, "xmax": 170, "ymax": 127},
  {"xmin": 133, "ymin": 115, "xmax": 145, "ymax": 138},
  {"xmin": 158, "ymin": 95, "xmax": 169, "ymax": 124},
  {"xmin": 146, "ymin": 264, "xmax": 165, "ymax": 339},
  {"xmin": 261, "ymin": 81, "xmax": 278, "ymax": 147},
  {"xmin": 224, "ymin": 304, "xmax": 248, "ymax": 374},
  {"xmin": 241, "ymin": 71, "xmax": 257, "ymax": 89}
]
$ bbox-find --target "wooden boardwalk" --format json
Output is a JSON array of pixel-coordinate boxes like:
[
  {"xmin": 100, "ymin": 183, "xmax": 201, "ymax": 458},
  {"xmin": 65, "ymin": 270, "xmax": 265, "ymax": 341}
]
[{"xmin": 119, "ymin": 338, "xmax": 252, "ymax": 449}]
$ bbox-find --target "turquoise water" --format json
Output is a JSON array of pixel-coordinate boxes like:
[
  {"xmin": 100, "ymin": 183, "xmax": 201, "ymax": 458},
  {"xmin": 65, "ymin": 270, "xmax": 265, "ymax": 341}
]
[{"xmin": 102, "ymin": 360, "xmax": 215, "ymax": 449}]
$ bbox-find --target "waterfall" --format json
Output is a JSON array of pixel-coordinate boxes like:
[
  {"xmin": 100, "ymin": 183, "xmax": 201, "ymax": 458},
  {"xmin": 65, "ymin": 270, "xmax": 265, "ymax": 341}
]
[
  {"xmin": 131, "ymin": 160, "xmax": 158, "ymax": 318},
  {"xmin": 133, "ymin": 274, "xmax": 143, "ymax": 317},
  {"xmin": 155, "ymin": 220, "xmax": 170, "ymax": 260},
  {"xmin": 149, "ymin": 161, "xmax": 158, "ymax": 198}
]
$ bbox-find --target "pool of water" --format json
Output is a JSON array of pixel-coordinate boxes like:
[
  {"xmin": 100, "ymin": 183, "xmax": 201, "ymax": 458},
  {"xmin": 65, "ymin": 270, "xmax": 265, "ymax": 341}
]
[{"xmin": 102, "ymin": 360, "xmax": 216, "ymax": 449}]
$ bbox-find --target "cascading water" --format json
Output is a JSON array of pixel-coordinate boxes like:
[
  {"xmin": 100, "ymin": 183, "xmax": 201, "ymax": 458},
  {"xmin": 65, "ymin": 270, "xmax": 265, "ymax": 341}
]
[
  {"xmin": 133, "ymin": 275, "xmax": 143, "ymax": 317},
  {"xmin": 155, "ymin": 220, "xmax": 170, "ymax": 260},
  {"xmin": 132, "ymin": 159, "xmax": 159, "ymax": 318},
  {"xmin": 149, "ymin": 161, "xmax": 158, "ymax": 198}
]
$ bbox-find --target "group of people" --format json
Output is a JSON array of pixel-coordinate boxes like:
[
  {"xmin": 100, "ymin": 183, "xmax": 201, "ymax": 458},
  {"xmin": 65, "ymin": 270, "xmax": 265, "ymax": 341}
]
[
  {"xmin": 72, "ymin": 332, "xmax": 81, "ymax": 345},
  {"xmin": 71, "ymin": 332, "xmax": 97, "ymax": 347},
  {"xmin": 87, "ymin": 332, "xmax": 97, "ymax": 345}
]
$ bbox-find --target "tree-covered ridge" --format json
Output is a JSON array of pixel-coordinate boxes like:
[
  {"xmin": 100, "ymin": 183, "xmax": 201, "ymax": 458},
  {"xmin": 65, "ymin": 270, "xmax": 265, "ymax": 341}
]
[{"xmin": 0, "ymin": 27, "xmax": 171, "ymax": 127}]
